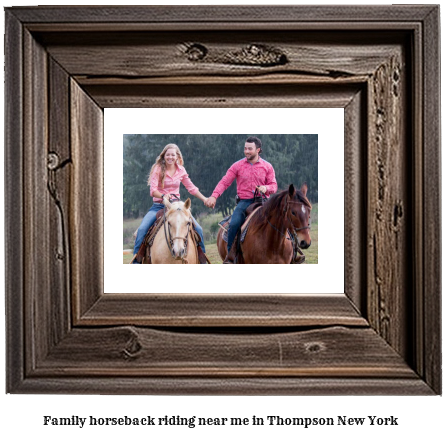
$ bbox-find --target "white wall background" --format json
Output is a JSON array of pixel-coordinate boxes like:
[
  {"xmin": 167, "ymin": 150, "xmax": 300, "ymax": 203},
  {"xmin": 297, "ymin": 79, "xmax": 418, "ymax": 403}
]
[{"xmin": 105, "ymin": 108, "xmax": 344, "ymax": 293}]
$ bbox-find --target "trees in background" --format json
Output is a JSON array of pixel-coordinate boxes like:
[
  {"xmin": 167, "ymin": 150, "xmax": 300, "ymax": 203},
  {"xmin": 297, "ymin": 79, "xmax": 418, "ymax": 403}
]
[{"xmin": 123, "ymin": 134, "xmax": 318, "ymax": 218}]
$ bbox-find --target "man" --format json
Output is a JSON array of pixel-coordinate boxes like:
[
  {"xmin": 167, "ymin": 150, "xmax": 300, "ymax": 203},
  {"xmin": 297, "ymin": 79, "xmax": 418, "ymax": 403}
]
[{"xmin": 205, "ymin": 136, "xmax": 277, "ymax": 263}]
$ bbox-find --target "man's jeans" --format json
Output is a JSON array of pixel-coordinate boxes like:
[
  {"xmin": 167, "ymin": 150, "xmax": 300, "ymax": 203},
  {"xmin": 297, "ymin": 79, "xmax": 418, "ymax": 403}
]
[
  {"xmin": 227, "ymin": 199, "xmax": 255, "ymax": 253},
  {"xmin": 133, "ymin": 203, "xmax": 205, "ymax": 255}
]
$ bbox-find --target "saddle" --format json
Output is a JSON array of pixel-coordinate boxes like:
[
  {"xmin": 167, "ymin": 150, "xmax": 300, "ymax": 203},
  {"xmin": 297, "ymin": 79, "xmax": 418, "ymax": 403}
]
[
  {"xmin": 218, "ymin": 203, "xmax": 262, "ymax": 245},
  {"xmin": 218, "ymin": 201, "xmax": 264, "ymax": 264},
  {"xmin": 133, "ymin": 212, "xmax": 164, "ymax": 264}
]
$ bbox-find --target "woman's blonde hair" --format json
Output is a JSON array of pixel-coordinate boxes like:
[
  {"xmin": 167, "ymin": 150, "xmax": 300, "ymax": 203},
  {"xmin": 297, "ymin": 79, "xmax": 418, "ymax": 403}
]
[{"xmin": 147, "ymin": 143, "xmax": 184, "ymax": 188}]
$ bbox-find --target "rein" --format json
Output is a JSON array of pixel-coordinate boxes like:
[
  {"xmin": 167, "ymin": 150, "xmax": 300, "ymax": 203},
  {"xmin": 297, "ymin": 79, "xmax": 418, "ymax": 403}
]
[
  {"xmin": 266, "ymin": 218, "xmax": 289, "ymax": 239},
  {"xmin": 253, "ymin": 188, "xmax": 267, "ymax": 205},
  {"xmin": 283, "ymin": 200, "xmax": 312, "ymax": 232}
]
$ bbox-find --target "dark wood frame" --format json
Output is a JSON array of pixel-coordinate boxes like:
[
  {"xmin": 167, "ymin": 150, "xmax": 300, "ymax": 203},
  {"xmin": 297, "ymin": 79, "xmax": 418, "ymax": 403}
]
[{"xmin": 5, "ymin": 6, "xmax": 441, "ymax": 394}]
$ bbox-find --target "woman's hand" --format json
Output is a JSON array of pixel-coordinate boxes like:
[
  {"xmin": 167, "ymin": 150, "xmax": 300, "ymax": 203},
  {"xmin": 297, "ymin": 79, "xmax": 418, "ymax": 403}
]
[
  {"xmin": 161, "ymin": 193, "xmax": 171, "ymax": 202},
  {"xmin": 205, "ymin": 197, "xmax": 217, "ymax": 208},
  {"xmin": 256, "ymin": 186, "xmax": 267, "ymax": 194}
]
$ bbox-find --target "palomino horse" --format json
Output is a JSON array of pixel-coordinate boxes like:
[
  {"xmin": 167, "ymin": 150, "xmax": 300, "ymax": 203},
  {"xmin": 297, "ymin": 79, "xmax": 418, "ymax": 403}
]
[
  {"xmin": 217, "ymin": 183, "xmax": 312, "ymax": 264},
  {"xmin": 149, "ymin": 198, "xmax": 198, "ymax": 264}
]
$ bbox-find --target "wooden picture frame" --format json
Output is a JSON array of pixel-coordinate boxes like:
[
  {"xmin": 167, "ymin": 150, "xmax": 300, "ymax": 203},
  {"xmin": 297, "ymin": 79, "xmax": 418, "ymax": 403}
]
[{"xmin": 5, "ymin": 5, "xmax": 441, "ymax": 394}]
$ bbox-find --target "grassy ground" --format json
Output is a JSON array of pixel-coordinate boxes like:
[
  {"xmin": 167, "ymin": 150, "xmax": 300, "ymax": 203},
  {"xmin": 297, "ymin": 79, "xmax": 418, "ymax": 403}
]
[
  {"xmin": 205, "ymin": 243, "xmax": 223, "ymax": 264},
  {"xmin": 198, "ymin": 212, "xmax": 224, "ymax": 244},
  {"xmin": 123, "ymin": 218, "xmax": 141, "ymax": 250},
  {"xmin": 124, "ymin": 204, "xmax": 318, "ymax": 264},
  {"xmin": 305, "ymin": 222, "xmax": 318, "ymax": 264},
  {"xmin": 123, "ymin": 253, "xmax": 134, "ymax": 264},
  {"xmin": 123, "ymin": 244, "xmax": 221, "ymax": 264}
]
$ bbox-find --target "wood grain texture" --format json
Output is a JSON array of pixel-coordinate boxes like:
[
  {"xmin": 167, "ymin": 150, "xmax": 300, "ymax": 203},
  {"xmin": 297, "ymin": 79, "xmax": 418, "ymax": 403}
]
[
  {"xmin": 8, "ymin": 5, "xmax": 437, "ymax": 23},
  {"xmin": 4, "ymin": 5, "xmax": 441, "ymax": 395},
  {"xmin": 411, "ymin": 18, "xmax": 425, "ymax": 382},
  {"xmin": 12, "ymin": 377, "xmax": 434, "ymax": 396},
  {"xmin": 70, "ymin": 80, "xmax": 104, "ymax": 320},
  {"xmin": 4, "ymin": 10, "xmax": 24, "ymax": 393},
  {"xmin": 79, "ymin": 294, "xmax": 367, "ymax": 327},
  {"xmin": 83, "ymin": 83, "xmax": 361, "ymax": 109},
  {"xmin": 48, "ymin": 58, "xmax": 72, "ymax": 346},
  {"xmin": 366, "ymin": 51, "xmax": 409, "ymax": 357},
  {"xmin": 422, "ymin": 6, "xmax": 441, "ymax": 394},
  {"xmin": 37, "ymin": 326, "xmax": 415, "ymax": 378},
  {"xmin": 42, "ymin": 31, "xmax": 402, "ymax": 80},
  {"xmin": 344, "ymin": 90, "xmax": 366, "ymax": 314},
  {"xmin": 23, "ymin": 29, "xmax": 50, "ymax": 372}
]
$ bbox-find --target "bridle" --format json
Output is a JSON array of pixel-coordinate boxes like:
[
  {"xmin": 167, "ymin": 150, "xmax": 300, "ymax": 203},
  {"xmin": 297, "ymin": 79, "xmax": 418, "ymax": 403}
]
[
  {"xmin": 266, "ymin": 198, "xmax": 311, "ymax": 249},
  {"xmin": 283, "ymin": 199, "xmax": 311, "ymax": 233},
  {"xmin": 163, "ymin": 200, "xmax": 192, "ymax": 264},
  {"xmin": 281, "ymin": 198, "xmax": 311, "ymax": 263}
]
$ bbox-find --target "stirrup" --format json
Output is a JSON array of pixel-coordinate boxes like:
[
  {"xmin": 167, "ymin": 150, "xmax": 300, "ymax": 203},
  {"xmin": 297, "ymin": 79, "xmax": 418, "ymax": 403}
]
[
  {"xmin": 223, "ymin": 249, "xmax": 236, "ymax": 264},
  {"xmin": 224, "ymin": 234, "xmax": 240, "ymax": 264},
  {"xmin": 130, "ymin": 254, "xmax": 140, "ymax": 264}
]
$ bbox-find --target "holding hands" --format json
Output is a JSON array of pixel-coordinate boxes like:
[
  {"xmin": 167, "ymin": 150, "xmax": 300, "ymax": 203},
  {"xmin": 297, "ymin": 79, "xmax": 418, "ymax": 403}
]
[{"xmin": 205, "ymin": 196, "xmax": 217, "ymax": 209}]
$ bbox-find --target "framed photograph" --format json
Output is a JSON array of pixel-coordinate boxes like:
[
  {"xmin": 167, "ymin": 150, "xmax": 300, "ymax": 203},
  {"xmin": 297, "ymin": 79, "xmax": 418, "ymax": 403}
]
[
  {"xmin": 120, "ymin": 131, "xmax": 320, "ymax": 266},
  {"xmin": 5, "ymin": 5, "xmax": 440, "ymax": 394}
]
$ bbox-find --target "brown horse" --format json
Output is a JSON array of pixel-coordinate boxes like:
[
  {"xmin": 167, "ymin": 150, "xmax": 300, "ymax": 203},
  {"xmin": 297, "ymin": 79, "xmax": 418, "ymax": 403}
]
[
  {"xmin": 217, "ymin": 183, "xmax": 312, "ymax": 264},
  {"xmin": 149, "ymin": 198, "xmax": 199, "ymax": 264}
]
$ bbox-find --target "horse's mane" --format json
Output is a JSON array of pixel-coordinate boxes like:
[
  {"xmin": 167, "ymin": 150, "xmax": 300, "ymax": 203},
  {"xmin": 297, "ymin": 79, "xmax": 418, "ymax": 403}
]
[
  {"xmin": 252, "ymin": 186, "xmax": 311, "ymax": 229},
  {"xmin": 293, "ymin": 188, "xmax": 312, "ymax": 209},
  {"xmin": 166, "ymin": 200, "xmax": 191, "ymax": 217}
]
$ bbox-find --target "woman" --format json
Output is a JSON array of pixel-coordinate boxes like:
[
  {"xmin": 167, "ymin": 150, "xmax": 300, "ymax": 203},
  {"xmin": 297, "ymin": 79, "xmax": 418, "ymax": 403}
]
[{"xmin": 132, "ymin": 143, "xmax": 208, "ymax": 264}]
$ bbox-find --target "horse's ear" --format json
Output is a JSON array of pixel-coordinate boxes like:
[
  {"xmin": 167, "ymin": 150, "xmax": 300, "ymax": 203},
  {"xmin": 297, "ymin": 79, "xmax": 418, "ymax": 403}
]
[
  {"xmin": 163, "ymin": 198, "xmax": 172, "ymax": 209},
  {"xmin": 301, "ymin": 182, "xmax": 308, "ymax": 196},
  {"xmin": 289, "ymin": 184, "xmax": 295, "ymax": 197},
  {"xmin": 184, "ymin": 198, "xmax": 191, "ymax": 209}
]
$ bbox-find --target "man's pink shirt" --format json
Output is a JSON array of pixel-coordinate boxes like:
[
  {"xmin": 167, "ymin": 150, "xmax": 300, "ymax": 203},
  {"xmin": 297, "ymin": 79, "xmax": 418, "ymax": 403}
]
[
  {"xmin": 211, "ymin": 157, "xmax": 277, "ymax": 200},
  {"xmin": 150, "ymin": 164, "xmax": 198, "ymax": 202}
]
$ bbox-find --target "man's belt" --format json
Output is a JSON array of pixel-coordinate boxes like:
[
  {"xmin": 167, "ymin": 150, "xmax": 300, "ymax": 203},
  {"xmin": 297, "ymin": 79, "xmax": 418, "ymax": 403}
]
[{"xmin": 236, "ymin": 195, "xmax": 267, "ymax": 204}]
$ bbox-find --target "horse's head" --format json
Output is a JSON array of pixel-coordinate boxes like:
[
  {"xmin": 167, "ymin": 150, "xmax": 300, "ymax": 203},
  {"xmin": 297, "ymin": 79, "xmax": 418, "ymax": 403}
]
[
  {"xmin": 286, "ymin": 183, "xmax": 312, "ymax": 249},
  {"xmin": 163, "ymin": 198, "xmax": 192, "ymax": 260}
]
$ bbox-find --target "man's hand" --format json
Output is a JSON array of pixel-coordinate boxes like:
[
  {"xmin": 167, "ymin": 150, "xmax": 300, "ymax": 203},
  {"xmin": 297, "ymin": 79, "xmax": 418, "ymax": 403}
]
[
  {"xmin": 256, "ymin": 186, "xmax": 267, "ymax": 194},
  {"xmin": 205, "ymin": 196, "xmax": 217, "ymax": 209}
]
